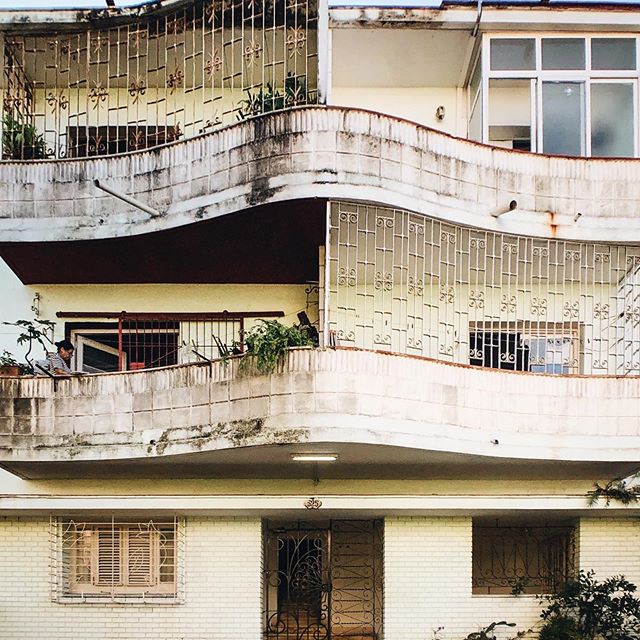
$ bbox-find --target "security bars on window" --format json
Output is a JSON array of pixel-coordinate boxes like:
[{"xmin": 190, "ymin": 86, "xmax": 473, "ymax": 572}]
[
  {"xmin": 328, "ymin": 202, "xmax": 640, "ymax": 375},
  {"xmin": 472, "ymin": 524, "xmax": 576, "ymax": 595},
  {"xmin": 50, "ymin": 517, "xmax": 185, "ymax": 602},
  {"xmin": 2, "ymin": 0, "xmax": 317, "ymax": 160}
]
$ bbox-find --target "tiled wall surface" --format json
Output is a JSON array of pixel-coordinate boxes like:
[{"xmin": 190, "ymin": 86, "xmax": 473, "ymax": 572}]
[{"xmin": 0, "ymin": 516, "xmax": 262, "ymax": 640}]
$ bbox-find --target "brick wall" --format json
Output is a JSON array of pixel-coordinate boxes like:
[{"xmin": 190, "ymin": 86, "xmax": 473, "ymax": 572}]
[
  {"xmin": 2, "ymin": 513, "xmax": 639, "ymax": 640},
  {"xmin": 0, "ymin": 516, "xmax": 262, "ymax": 640},
  {"xmin": 579, "ymin": 517, "xmax": 640, "ymax": 584},
  {"xmin": 383, "ymin": 516, "xmax": 640, "ymax": 640}
]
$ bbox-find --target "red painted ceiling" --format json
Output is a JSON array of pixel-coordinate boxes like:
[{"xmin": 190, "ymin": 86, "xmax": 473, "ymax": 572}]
[{"xmin": 0, "ymin": 199, "xmax": 326, "ymax": 284}]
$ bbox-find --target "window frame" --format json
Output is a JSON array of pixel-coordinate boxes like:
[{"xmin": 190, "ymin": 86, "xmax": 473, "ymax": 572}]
[
  {"xmin": 51, "ymin": 517, "xmax": 184, "ymax": 604},
  {"xmin": 476, "ymin": 33, "xmax": 640, "ymax": 157},
  {"xmin": 468, "ymin": 321, "xmax": 581, "ymax": 374},
  {"xmin": 472, "ymin": 520, "xmax": 577, "ymax": 596}
]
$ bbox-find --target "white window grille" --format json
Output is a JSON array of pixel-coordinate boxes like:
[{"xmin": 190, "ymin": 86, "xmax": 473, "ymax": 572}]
[
  {"xmin": 50, "ymin": 517, "xmax": 185, "ymax": 603},
  {"xmin": 328, "ymin": 202, "xmax": 640, "ymax": 375}
]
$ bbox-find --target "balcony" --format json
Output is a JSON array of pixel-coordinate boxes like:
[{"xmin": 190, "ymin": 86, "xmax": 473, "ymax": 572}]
[
  {"xmin": 2, "ymin": 107, "xmax": 640, "ymax": 257},
  {"xmin": 0, "ymin": 348, "xmax": 638, "ymax": 479}
]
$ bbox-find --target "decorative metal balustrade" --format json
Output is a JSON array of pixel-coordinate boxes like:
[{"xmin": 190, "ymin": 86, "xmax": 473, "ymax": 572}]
[
  {"xmin": 328, "ymin": 202, "xmax": 640, "ymax": 375},
  {"xmin": 58, "ymin": 310, "xmax": 284, "ymax": 372},
  {"xmin": 472, "ymin": 524, "xmax": 576, "ymax": 595},
  {"xmin": 1, "ymin": 0, "xmax": 317, "ymax": 160}
]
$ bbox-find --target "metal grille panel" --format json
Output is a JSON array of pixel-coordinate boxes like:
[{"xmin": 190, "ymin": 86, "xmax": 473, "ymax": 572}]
[
  {"xmin": 263, "ymin": 520, "xmax": 383, "ymax": 640},
  {"xmin": 50, "ymin": 517, "xmax": 185, "ymax": 602},
  {"xmin": 328, "ymin": 201, "xmax": 640, "ymax": 375},
  {"xmin": 473, "ymin": 524, "xmax": 576, "ymax": 595},
  {"xmin": 2, "ymin": 0, "xmax": 317, "ymax": 159}
]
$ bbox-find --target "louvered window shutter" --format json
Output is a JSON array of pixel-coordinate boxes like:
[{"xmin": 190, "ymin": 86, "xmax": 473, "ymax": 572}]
[
  {"xmin": 126, "ymin": 528, "xmax": 158, "ymax": 587},
  {"xmin": 95, "ymin": 527, "xmax": 122, "ymax": 586}
]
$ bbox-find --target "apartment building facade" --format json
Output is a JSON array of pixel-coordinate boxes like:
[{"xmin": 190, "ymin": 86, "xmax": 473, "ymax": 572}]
[{"xmin": 0, "ymin": 0, "xmax": 639, "ymax": 638}]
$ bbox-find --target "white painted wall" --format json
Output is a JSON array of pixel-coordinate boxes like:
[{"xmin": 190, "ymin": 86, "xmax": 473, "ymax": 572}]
[
  {"xmin": 0, "ymin": 258, "xmax": 37, "ymax": 355},
  {"xmin": 384, "ymin": 516, "xmax": 543, "ymax": 640},
  {"xmin": 384, "ymin": 515, "xmax": 640, "ymax": 640},
  {"xmin": 0, "ymin": 277, "xmax": 312, "ymax": 362},
  {"xmin": 331, "ymin": 87, "xmax": 466, "ymax": 136},
  {"xmin": 0, "ymin": 516, "xmax": 262, "ymax": 640}
]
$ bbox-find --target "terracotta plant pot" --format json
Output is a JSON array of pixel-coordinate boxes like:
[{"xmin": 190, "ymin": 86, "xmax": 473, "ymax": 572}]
[{"xmin": 0, "ymin": 365, "xmax": 21, "ymax": 377}]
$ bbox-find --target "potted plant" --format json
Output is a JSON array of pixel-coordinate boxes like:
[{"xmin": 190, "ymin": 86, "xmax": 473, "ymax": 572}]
[
  {"xmin": 2, "ymin": 318, "xmax": 56, "ymax": 372},
  {"xmin": 2, "ymin": 113, "xmax": 47, "ymax": 160},
  {"xmin": 239, "ymin": 319, "xmax": 317, "ymax": 374},
  {"xmin": 0, "ymin": 350, "xmax": 22, "ymax": 376}
]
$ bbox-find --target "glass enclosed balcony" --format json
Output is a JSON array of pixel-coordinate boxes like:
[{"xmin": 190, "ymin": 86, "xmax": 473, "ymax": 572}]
[{"xmin": 472, "ymin": 35, "xmax": 640, "ymax": 157}]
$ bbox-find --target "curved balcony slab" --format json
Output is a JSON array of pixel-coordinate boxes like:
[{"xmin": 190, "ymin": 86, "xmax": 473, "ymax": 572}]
[
  {"xmin": 2, "ymin": 107, "xmax": 640, "ymax": 245},
  {"xmin": 0, "ymin": 348, "xmax": 638, "ymax": 479}
]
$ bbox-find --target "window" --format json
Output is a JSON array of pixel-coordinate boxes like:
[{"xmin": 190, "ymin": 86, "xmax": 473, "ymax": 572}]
[
  {"xmin": 476, "ymin": 35, "xmax": 640, "ymax": 157},
  {"xmin": 67, "ymin": 125, "xmax": 180, "ymax": 157},
  {"xmin": 65, "ymin": 314, "xmax": 247, "ymax": 372},
  {"xmin": 53, "ymin": 518, "xmax": 182, "ymax": 601},
  {"xmin": 473, "ymin": 522, "xmax": 576, "ymax": 595},
  {"xmin": 469, "ymin": 325, "xmax": 578, "ymax": 374}
]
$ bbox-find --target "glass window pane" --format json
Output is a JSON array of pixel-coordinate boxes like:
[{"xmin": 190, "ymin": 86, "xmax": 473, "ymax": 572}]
[
  {"xmin": 542, "ymin": 82, "xmax": 585, "ymax": 156},
  {"xmin": 490, "ymin": 39, "xmax": 535, "ymax": 70},
  {"xmin": 488, "ymin": 79, "xmax": 532, "ymax": 151},
  {"xmin": 542, "ymin": 38, "xmax": 585, "ymax": 70},
  {"xmin": 470, "ymin": 55, "xmax": 481, "ymax": 100},
  {"xmin": 469, "ymin": 99, "xmax": 482, "ymax": 143},
  {"xmin": 592, "ymin": 38, "xmax": 636, "ymax": 70},
  {"xmin": 591, "ymin": 83, "xmax": 634, "ymax": 158}
]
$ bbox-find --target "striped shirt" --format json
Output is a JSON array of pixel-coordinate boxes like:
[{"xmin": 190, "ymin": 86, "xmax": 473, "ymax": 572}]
[{"xmin": 47, "ymin": 353, "xmax": 73, "ymax": 375}]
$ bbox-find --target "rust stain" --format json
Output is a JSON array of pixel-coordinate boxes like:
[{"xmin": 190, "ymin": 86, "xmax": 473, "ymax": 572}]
[{"xmin": 547, "ymin": 211, "xmax": 558, "ymax": 236}]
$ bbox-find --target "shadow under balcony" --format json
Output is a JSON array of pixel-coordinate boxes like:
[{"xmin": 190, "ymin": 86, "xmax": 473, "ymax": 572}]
[{"xmin": 0, "ymin": 348, "xmax": 638, "ymax": 480}]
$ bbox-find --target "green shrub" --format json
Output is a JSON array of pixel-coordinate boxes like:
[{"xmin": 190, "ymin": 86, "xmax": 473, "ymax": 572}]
[
  {"xmin": 241, "ymin": 319, "xmax": 316, "ymax": 373},
  {"xmin": 539, "ymin": 571, "xmax": 640, "ymax": 640}
]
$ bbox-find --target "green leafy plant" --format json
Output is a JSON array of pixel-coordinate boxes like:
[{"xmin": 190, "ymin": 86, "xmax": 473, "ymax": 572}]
[
  {"xmin": 240, "ymin": 319, "xmax": 317, "ymax": 373},
  {"xmin": 2, "ymin": 113, "xmax": 47, "ymax": 160},
  {"xmin": 538, "ymin": 615, "xmax": 580, "ymax": 640},
  {"xmin": 538, "ymin": 571, "xmax": 640, "ymax": 640},
  {"xmin": 465, "ymin": 621, "xmax": 516, "ymax": 640},
  {"xmin": 0, "ymin": 350, "xmax": 19, "ymax": 367},
  {"xmin": 237, "ymin": 74, "xmax": 316, "ymax": 119},
  {"xmin": 510, "ymin": 577, "xmax": 528, "ymax": 596},
  {"xmin": 586, "ymin": 479, "xmax": 640, "ymax": 506},
  {"xmin": 2, "ymin": 318, "xmax": 55, "ymax": 367}
]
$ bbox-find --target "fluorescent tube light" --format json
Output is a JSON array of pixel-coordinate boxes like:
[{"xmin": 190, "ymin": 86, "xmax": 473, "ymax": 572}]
[{"xmin": 291, "ymin": 454, "xmax": 338, "ymax": 462}]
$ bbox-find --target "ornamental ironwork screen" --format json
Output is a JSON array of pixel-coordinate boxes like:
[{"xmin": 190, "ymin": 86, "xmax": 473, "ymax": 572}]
[
  {"xmin": 263, "ymin": 519, "xmax": 384, "ymax": 640},
  {"xmin": 472, "ymin": 524, "xmax": 576, "ymax": 595},
  {"xmin": 50, "ymin": 517, "xmax": 185, "ymax": 602},
  {"xmin": 2, "ymin": 0, "xmax": 317, "ymax": 160},
  {"xmin": 328, "ymin": 202, "xmax": 640, "ymax": 375}
]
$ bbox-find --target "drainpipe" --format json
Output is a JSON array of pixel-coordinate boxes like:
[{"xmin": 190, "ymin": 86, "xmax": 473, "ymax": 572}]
[{"xmin": 472, "ymin": 0, "xmax": 483, "ymax": 38}]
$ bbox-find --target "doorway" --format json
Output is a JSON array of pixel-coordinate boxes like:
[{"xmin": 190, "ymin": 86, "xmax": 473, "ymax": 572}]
[{"xmin": 263, "ymin": 520, "xmax": 383, "ymax": 640}]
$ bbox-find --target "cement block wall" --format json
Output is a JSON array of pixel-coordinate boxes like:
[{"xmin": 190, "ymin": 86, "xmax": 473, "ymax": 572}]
[
  {"xmin": 0, "ymin": 348, "xmax": 639, "ymax": 467},
  {"xmin": 2, "ymin": 107, "xmax": 640, "ymax": 245}
]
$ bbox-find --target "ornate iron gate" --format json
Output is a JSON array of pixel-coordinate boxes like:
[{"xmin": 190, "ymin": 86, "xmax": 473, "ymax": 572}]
[{"xmin": 263, "ymin": 520, "xmax": 383, "ymax": 640}]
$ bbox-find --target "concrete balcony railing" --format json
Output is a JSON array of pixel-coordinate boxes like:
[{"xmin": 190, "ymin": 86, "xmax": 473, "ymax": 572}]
[
  {"xmin": 3, "ymin": 107, "xmax": 640, "ymax": 244},
  {"xmin": 0, "ymin": 348, "xmax": 638, "ymax": 477}
]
